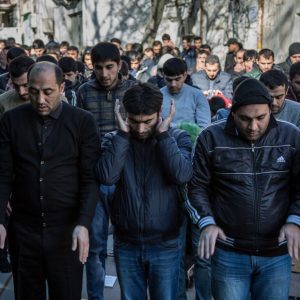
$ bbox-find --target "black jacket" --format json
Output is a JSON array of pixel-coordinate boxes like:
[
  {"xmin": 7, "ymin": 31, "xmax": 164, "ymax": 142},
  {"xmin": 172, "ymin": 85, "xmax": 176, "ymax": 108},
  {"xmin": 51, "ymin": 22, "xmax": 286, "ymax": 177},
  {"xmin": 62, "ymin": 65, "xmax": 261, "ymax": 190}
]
[
  {"xmin": 188, "ymin": 114, "xmax": 300, "ymax": 256},
  {"xmin": 96, "ymin": 129, "xmax": 193, "ymax": 244},
  {"xmin": 0, "ymin": 102, "xmax": 100, "ymax": 228}
]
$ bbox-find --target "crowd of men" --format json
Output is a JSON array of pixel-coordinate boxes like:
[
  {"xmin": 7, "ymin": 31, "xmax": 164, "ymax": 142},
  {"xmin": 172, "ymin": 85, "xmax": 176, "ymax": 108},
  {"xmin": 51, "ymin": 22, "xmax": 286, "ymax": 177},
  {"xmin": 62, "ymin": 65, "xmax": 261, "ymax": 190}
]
[{"xmin": 0, "ymin": 33, "xmax": 299, "ymax": 300}]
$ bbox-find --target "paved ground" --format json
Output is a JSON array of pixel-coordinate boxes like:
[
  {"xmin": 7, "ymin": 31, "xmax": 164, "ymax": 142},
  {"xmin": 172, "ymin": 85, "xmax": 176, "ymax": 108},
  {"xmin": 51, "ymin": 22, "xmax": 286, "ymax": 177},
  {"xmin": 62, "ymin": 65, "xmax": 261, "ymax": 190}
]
[{"xmin": 0, "ymin": 234, "xmax": 299, "ymax": 299}]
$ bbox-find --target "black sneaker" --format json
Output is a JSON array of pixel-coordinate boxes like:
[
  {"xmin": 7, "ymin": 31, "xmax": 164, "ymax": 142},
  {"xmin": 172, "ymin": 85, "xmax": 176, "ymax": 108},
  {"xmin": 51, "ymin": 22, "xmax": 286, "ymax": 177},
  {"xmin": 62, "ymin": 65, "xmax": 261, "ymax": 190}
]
[{"xmin": 0, "ymin": 256, "xmax": 12, "ymax": 273}]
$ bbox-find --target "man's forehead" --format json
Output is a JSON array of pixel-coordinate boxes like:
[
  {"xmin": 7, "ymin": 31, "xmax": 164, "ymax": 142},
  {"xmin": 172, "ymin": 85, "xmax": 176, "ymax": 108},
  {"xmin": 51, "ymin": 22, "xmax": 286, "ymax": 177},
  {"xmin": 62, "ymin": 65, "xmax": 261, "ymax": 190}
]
[
  {"xmin": 94, "ymin": 60, "xmax": 118, "ymax": 66},
  {"xmin": 206, "ymin": 63, "xmax": 219, "ymax": 69},
  {"xmin": 128, "ymin": 113, "xmax": 156, "ymax": 121},
  {"xmin": 258, "ymin": 56, "xmax": 273, "ymax": 62},
  {"xmin": 235, "ymin": 104, "xmax": 270, "ymax": 115},
  {"xmin": 164, "ymin": 74, "xmax": 185, "ymax": 80}
]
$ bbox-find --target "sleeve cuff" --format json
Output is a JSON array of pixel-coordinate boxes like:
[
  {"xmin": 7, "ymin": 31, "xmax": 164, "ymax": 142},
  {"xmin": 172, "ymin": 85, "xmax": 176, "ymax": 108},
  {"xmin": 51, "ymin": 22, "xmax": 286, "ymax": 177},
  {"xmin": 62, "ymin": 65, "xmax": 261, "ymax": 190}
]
[
  {"xmin": 197, "ymin": 216, "xmax": 216, "ymax": 231},
  {"xmin": 286, "ymin": 215, "xmax": 300, "ymax": 227}
]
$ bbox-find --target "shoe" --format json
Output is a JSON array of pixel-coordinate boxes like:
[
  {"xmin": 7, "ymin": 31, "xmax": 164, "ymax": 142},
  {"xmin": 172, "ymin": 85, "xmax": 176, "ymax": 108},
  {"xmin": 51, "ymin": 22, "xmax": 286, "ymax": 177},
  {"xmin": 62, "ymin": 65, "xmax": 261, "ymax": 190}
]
[{"xmin": 0, "ymin": 256, "xmax": 12, "ymax": 273}]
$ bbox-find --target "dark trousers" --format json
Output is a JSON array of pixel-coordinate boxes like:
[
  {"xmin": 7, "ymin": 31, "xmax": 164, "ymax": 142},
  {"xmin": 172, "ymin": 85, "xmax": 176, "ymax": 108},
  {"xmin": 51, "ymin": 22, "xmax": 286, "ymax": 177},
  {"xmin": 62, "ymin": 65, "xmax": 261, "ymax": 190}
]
[{"xmin": 8, "ymin": 220, "xmax": 83, "ymax": 300}]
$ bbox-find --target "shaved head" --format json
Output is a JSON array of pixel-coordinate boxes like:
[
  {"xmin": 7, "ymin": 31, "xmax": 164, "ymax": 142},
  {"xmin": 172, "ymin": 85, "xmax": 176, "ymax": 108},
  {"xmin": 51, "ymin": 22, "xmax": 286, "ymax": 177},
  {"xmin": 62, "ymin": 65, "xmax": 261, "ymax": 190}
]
[{"xmin": 29, "ymin": 61, "xmax": 64, "ymax": 85}]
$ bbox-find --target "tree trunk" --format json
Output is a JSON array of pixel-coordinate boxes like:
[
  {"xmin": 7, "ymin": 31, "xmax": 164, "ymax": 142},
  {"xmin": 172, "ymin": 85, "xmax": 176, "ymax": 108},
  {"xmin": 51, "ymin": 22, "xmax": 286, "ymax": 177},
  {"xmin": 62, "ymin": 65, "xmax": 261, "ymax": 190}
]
[{"xmin": 142, "ymin": 0, "xmax": 166, "ymax": 46}]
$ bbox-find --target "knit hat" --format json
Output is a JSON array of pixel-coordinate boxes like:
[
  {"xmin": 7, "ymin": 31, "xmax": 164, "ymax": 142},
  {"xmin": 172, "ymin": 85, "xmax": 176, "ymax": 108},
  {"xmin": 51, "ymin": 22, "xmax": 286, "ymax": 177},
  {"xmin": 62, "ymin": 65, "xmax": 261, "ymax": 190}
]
[
  {"xmin": 289, "ymin": 42, "xmax": 300, "ymax": 57},
  {"xmin": 157, "ymin": 53, "xmax": 173, "ymax": 70},
  {"xmin": 231, "ymin": 78, "xmax": 273, "ymax": 112}
]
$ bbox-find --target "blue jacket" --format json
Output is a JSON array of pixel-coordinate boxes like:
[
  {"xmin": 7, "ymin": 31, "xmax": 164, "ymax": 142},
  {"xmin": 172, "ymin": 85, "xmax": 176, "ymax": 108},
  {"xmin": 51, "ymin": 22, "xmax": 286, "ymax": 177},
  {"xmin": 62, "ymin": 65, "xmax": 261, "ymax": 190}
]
[{"xmin": 96, "ymin": 128, "xmax": 193, "ymax": 244}]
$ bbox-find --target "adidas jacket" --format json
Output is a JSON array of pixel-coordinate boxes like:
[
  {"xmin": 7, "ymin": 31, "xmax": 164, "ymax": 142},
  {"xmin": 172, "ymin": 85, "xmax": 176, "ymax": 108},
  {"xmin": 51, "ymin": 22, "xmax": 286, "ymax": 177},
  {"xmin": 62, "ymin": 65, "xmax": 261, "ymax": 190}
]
[{"xmin": 188, "ymin": 113, "xmax": 300, "ymax": 256}]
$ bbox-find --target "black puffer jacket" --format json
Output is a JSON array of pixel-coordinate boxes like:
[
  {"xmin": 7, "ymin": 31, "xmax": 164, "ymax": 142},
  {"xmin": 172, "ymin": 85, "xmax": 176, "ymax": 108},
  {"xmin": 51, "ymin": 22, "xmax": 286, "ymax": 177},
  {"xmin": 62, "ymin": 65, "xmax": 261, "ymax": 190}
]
[
  {"xmin": 188, "ymin": 114, "xmax": 300, "ymax": 256},
  {"xmin": 96, "ymin": 128, "xmax": 193, "ymax": 244}
]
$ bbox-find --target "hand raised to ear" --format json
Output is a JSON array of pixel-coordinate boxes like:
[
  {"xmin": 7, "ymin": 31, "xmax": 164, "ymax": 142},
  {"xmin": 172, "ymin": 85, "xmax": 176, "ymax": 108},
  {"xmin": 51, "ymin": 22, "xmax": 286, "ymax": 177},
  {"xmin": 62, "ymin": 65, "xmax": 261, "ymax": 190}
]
[
  {"xmin": 115, "ymin": 99, "xmax": 129, "ymax": 133},
  {"xmin": 156, "ymin": 99, "xmax": 175, "ymax": 134}
]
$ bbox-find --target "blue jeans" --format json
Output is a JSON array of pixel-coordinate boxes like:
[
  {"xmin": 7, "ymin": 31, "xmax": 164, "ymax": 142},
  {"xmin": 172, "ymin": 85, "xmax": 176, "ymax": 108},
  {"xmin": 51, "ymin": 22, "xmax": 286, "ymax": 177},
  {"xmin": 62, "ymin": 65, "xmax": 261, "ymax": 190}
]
[
  {"xmin": 114, "ymin": 238, "xmax": 182, "ymax": 300},
  {"xmin": 86, "ymin": 185, "xmax": 114, "ymax": 300},
  {"xmin": 177, "ymin": 217, "xmax": 187, "ymax": 300},
  {"xmin": 212, "ymin": 247, "xmax": 291, "ymax": 300},
  {"xmin": 192, "ymin": 225, "xmax": 211, "ymax": 300}
]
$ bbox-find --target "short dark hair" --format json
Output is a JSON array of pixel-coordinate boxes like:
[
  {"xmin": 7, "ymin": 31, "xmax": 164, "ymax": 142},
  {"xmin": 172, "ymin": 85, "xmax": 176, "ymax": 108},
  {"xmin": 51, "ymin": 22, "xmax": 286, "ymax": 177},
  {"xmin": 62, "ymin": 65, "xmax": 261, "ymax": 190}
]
[
  {"xmin": 123, "ymin": 82, "xmax": 163, "ymax": 115},
  {"xmin": 91, "ymin": 42, "xmax": 120, "ymax": 65},
  {"xmin": 200, "ymin": 44, "xmax": 212, "ymax": 53},
  {"xmin": 163, "ymin": 57, "xmax": 187, "ymax": 76},
  {"xmin": 205, "ymin": 55, "xmax": 220, "ymax": 67},
  {"xmin": 152, "ymin": 40, "xmax": 162, "ymax": 47},
  {"xmin": 58, "ymin": 57, "xmax": 78, "ymax": 73},
  {"xmin": 132, "ymin": 43, "xmax": 143, "ymax": 54},
  {"xmin": 60, "ymin": 41, "xmax": 69, "ymax": 47},
  {"xmin": 258, "ymin": 48, "xmax": 274, "ymax": 60},
  {"xmin": 28, "ymin": 62, "xmax": 64, "ymax": 85},
  {"xmin": 162, "ymin": 33, "xmax": 170, "ymax": 41},
  {"xmin": 68, "ymin": 45, "xmax": 79, "ymax": 53},
  {"xmin": 260, "ymin": 69, "xmax": 288, "ymax": 91},
  {"xmin": 32, "ymin": 39, "xmax": 45, "ymax": 49},
  {"xmin": 194, "ymin": 36, "xmax": 202, "ymax": 41},
  {"xmin": 290, "ymin": 61, "xmax": 300, "ymax": 80},
  {"xmin": 110, "ymin": 38, "xmax": 121, "ymax": 45},
  {"xmin": 7, "ymin": 47, "xmax": 26, "ymax": 61},
  {"xmin": 8, "ymin": 56, "xmax": 35, "ymax": 78},
  {"xmin": 182, "ymin": 36, "xmax": 192, "ymax": 43},
  {"xmin": 243, "ymin": 49, "xmax": 258, "ymax": 61},
  {"xmin": 127, "ymin": 50, "xmax": 142, "ymax": 62},
  {"xmin": 209, "ymin": 96, "xmax": 226, "ymax": 115},
  {"xmin": 36, "ymin": 54, "xmax": 58, "ymax": 65}
]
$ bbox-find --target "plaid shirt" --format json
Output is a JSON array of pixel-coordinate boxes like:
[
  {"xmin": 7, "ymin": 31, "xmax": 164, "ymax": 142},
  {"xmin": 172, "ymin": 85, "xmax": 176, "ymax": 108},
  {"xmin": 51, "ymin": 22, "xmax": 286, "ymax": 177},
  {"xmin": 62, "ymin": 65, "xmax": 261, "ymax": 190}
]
[{"xmin": 77, "ymin": 78, "xmax": 135, "ymax": 138}]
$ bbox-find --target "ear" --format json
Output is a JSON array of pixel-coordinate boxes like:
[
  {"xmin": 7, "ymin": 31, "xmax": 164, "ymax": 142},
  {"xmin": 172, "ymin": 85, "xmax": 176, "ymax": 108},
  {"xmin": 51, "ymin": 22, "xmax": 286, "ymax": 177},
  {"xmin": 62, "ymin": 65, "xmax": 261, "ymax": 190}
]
[
  {"xmin": 60, "ymin": 82, "xmax": 65, "ymax": 94},
  {"xmin": 183, "ymin": 71, "xmax": 188, "ymax": 80},
  {"xmin": 117, "ymin": 61, "xmax": 122, "ymax": 71}
]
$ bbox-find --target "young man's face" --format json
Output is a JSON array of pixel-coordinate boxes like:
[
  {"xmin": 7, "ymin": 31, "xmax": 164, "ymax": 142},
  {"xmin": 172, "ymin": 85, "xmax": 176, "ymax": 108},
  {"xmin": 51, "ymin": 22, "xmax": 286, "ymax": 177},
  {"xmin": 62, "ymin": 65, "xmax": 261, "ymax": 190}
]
[
  {"xmin": 182, "ymin": 39, "xmax": 190, "ymax": 50},
  {"xmin": 234, "ymin": 50, "xmax": 245, "ymax": 64},
  {"xmin": 127, "ymin": 112, "xmax": 159, "ymax": 140},
  {"xmin": 291, "ymin": 74, "xmax": 300, "ymax": 99},
  {"xmin": 194, "ymin": 39, "xmax": 202, "ymax": 49},
  {"xmin": 83, "ymin": 54, "xmax": 93, "ymax": 70},
  {"xmin": 232, "ymin": 104, "xmax": 271, "ymax": 141},
  {"xmin": 164, "ymin": 72, "xmax": 187, "ymax": 94},
  {"xmin": 205, "ymin": 63, "xmax": 220, "ymax": 80},
  {"xmin": 244, "ymin": 58, "xmax": 255, "ymax": 72},
  {"xmin": 67, "ymin": 50, "xmax": 79, "ymax": 61},
  {"xmin": 130, "ymin": 59, "xmax": 140, "ymax": 71},
  {"xmin": 93, "ymin": 60, "xmax": 120, "ymax": 89},
  {"xmin": 60, "ymin": 46, "xmax": 68, "ymax": 56},
  {"xmin": 196, "ymin": 53, "xmax": 208, "ymax": 65},
  {"xmin": 34, "ymin": 48, "xmax": 45, "ymax": 58},
  {"xmin": 290, "ymin": 54, "xmax": 300, "ymax": 65},
  {"xmin": 153, "ymin": 45, "xmax": 161, "ymax": 55},
  {"xmin": 266, "ymin": 85, "xmax": 287, "ymax": 113},
  {"xmin": 228, "ymin": 43, "xmax": 239, "ymax": 53},
  {"xmin": 63, "ymin": 71, "xmax": 78, "ymax": 85},
  {"xmin": 11, "ymin": 72, "xmax": 29, "ymax": 101},
  {"xmin": 257, "ymin": 56, "xmax": 274, "ymax": 73}
]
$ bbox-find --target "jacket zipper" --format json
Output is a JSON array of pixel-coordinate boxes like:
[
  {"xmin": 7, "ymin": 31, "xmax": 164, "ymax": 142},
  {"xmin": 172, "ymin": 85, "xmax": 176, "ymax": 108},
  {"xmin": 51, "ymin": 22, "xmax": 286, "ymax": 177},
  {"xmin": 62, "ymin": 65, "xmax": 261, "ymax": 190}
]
[{"xmin": 251, "ymin": 142, "xmax": 260, "ymax": 252}]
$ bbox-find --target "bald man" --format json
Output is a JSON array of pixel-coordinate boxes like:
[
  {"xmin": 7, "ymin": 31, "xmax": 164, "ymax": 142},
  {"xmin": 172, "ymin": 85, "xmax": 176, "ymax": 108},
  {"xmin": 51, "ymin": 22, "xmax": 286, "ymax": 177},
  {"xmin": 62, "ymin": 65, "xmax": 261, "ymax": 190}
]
[{"xmin": 0, "ymin": 62, "xmax": 100, "ymax": 299}]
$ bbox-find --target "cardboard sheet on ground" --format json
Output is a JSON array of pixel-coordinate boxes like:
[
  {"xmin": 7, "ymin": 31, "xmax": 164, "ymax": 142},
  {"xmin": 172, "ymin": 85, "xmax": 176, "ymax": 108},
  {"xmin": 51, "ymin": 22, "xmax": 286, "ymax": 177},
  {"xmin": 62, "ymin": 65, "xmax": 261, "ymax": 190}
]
[{"xmin": 104, "ymin": 275, "xmax": 117, "ymax": 287}]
